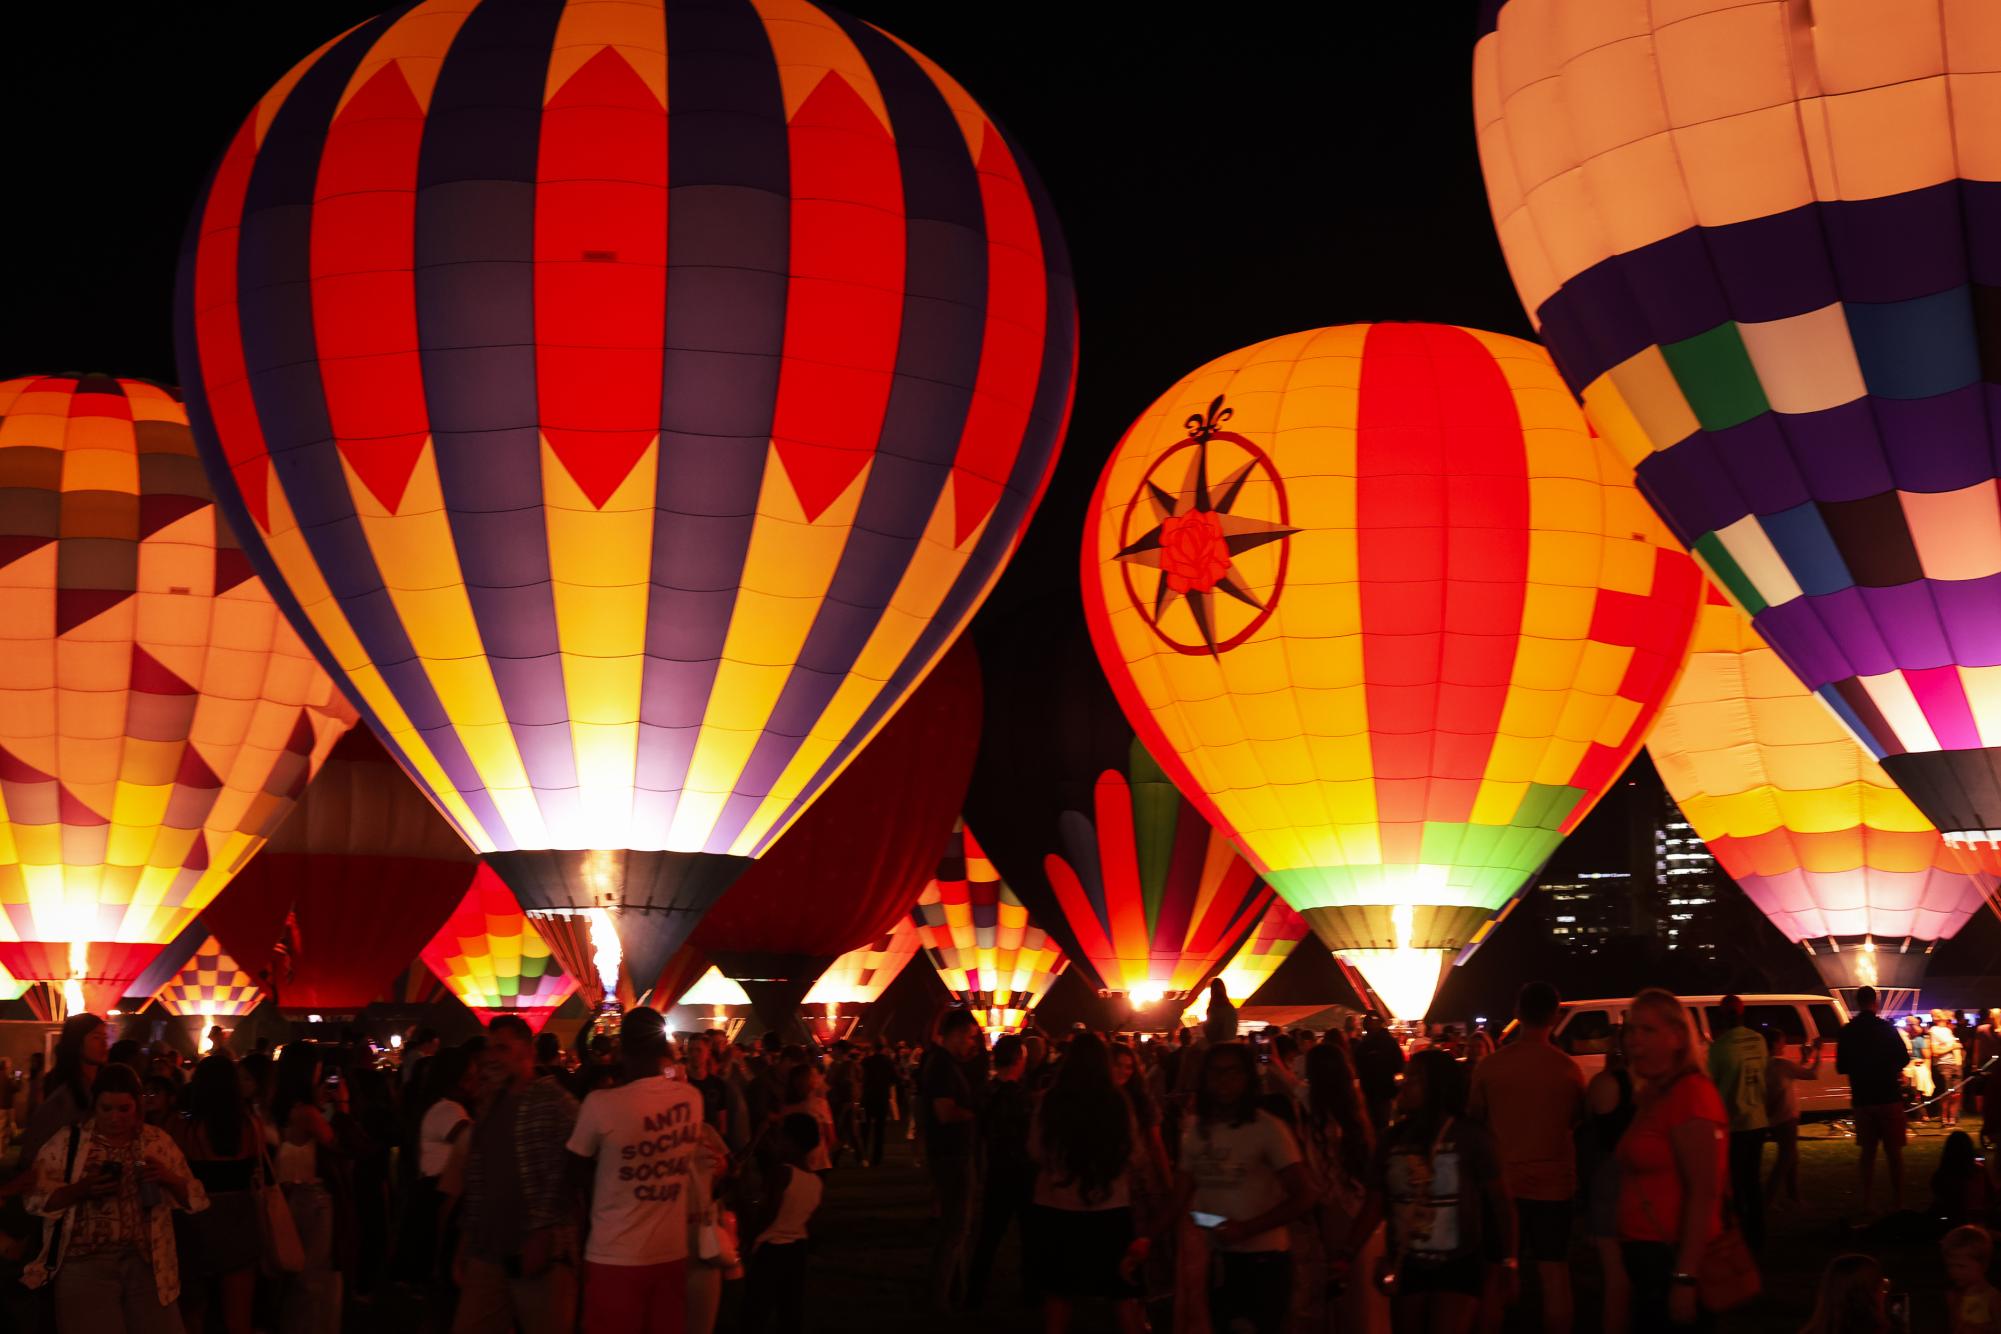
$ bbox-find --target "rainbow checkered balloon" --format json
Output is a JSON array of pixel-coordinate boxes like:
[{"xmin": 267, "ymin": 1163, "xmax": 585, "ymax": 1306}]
[{"xmin": 421, "ymin": 868, "xmax": 576, "ymax": 1030}]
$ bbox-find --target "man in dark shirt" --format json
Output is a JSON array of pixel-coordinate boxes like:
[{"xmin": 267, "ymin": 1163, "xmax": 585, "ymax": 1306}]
[
  {"xmin": 1354, "ymin": 1013, "xmax": 1406, "ymax": 1136},
  {"xmin": 859, "ymin": 1042, "xmax": 899, "ymax": 1167},
  {"xmin": 1835, "ymin": 985, "xmax": 1912, "ymax": 1213},
  {"xmin": 967, "ymin": 1035, "xmax": 1032, "ymax": 1308},
  {"xmin": 919, "ymin": 1010, "xmax": 981, "ymax": 1311}
]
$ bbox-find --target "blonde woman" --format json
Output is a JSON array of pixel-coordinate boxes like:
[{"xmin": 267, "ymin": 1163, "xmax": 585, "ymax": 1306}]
[{"xmin": 1614, "ymin": 990, "xmax": 1726, "ymax": 1334}]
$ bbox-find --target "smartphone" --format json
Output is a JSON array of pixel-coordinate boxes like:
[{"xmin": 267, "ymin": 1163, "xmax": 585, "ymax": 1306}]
[
  {"xmin": 1887, "ymin": 1291, "xmax": 1910, "ymax": 1334},
  {"xmin": 97, "ymin": 1161, "xmax": 122, "ymax": 1181},
  {"xmin": 1189, "ymin": 1211, "xmax": 1226, "ymax": 1229}
]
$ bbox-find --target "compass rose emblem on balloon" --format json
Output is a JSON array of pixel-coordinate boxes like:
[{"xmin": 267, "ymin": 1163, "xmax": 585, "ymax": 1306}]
[{"xmin": 1114, "ymin": 395, "xmax": 1298, "ymax": 655}]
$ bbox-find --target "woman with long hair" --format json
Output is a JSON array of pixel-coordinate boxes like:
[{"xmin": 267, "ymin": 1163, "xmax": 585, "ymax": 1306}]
[
  {"xmin": 25, "ymin": 1062, "xmax": 208, "ymax": 1332},
  {"xmin": 17, "ymin": 1013, "xmax": 108, "ymax": 1170},
  {"xmin": 180, "ymin": 1053, "xmax": 260, "ymax": 1334},
  {"xmin": 273, "ymin": 1044, "xmax": 342, "ymax": 1334},
  {"xmin": 1798, "ymin": 1253, "xmax": 1889, "ymax": 1334},
  {"xmin": 1028, "ymin": 1031, "xmax": 1145, "ymax": 1334},
  {"xmin": 1615, "ymin": 990, "xmax": 1726, "ymax": 1334},
  {"xmin": 1165, "ymin": 1042, "xmax": 1314, "ymax": 1334},
  {"xmin": 1339, "ymin": 1048, "xmax": 1512, "ymax": 1334},
  {"xmin": 1303, "ymin": 1041, "xmax": 1387, "ymax": 1334}
]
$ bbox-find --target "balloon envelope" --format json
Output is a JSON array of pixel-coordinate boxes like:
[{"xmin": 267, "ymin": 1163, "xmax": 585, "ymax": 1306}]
[
  {"xmin": 910, "ymin": 819, "xmax": 1069, "ymax": 1031},
  {"xmin": 152, "ymin": 935, "xmax": 262, "ymax": 1019},
  {"xmin": 686, "ymin": 642, "xmax": 981, "ymax": 1023},
  {"xmin": 1081, "ymin": 324, "xmax": 1703, "ymax": 1017},
  {"xmin": 175, "ymin": 0, "xmax": 1075, "ymax": 986},
  {"xmin": 204, "ymin": 727, "xmax": 476, "ymax": 1012},
  {"xmin": 421, "ymin": 867, "xmax": 578, "ymax": 1028},
  {"xmin": 1474, "ymin": 2, "xmax": 2001, "ymax": 869},
  {"xmin": 801, "ymin": 918, "xmax": 920, "ymax": 1009},
  {"xmin": 0, "ymin": 375, "xmax": 354, "ymax": 1009},
  {"xmin": 1648, "ymin": 586, "xmax": 1992, "ymax": 991}
]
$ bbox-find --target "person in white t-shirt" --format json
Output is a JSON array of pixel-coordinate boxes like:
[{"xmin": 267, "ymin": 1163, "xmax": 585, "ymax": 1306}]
[
  {"xmin": 566, "ymin": 1008, "xmax": 704, "ymax": 1334},
  {"xmin": 1161, "ymin": 1042, "xmax": 1313, "ymax": 1334}
]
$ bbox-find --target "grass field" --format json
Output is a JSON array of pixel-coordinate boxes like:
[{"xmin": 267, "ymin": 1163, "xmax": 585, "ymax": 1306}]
[{"xmin": 801, "ymin": 1115, "xmax": 1978, "ymax": 1333}]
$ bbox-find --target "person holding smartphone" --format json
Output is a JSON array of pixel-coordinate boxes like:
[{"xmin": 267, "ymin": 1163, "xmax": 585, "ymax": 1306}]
[
  {"xmin": 1164, "ymin": 1042, "xmax": 1314, "ymax": 1334},
  {"xmin": 25, "ymin": 1061, "xmax": 206, "ymax": 1333}
]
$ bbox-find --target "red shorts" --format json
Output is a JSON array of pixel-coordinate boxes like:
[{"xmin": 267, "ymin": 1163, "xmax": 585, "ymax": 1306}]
[
  {"xmin": 583, "ymin": 1258, "xmax": 687, "ymax": 1334},
  {"xmin": 1854, "ymin": 1103, "xmax": 1907, "ymax": 1150}
]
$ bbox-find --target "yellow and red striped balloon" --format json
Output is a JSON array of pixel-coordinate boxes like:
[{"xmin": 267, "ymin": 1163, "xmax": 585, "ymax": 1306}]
[{"xmin": 1083, "ymin": 324, "xmax": 1703, "ymax": 1018}]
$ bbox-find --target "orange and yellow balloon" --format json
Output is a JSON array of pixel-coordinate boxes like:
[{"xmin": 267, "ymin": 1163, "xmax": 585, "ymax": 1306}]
[
  {"xmin": 0, "ymin": 375, "xmax": 353, "ymax": 1009},
  {"xmin": 152, "ymin": 936, "xmax": 262, "ymax": 1019},
  {"xmin": 1083, "ymin": 324, "xmax": 1703, "ymax": 1018},
  {"xmin": 802, "ymin": 918, "xmax": 921, "ymax": 1010},
  {"xmin": 1648, "ymin": 587, "xmax": 1992, "ymax": 992},
  {"xmin": 912, "ymin": 821, "xmax": 1068, "ymax": 1033}
]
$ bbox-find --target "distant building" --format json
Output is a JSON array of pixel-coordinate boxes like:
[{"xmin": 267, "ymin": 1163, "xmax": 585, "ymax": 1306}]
[
  {"xmin": 1540, "ymin": 870, "xmax": 1634, "ymax": 954},
  {"xmin": 1652, "ymin": 792, "xmax": 1723, "ymax": 963},
  {"xmin": 1535, "ymin": 782, "xmax": 1729, "ymax": 961}
]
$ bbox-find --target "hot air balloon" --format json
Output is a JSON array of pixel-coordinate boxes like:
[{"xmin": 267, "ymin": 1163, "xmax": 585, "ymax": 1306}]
[
  {"xmin": 967, "ymin": 614, "xmax": 1272, "ymax": 1022},
  {"xmin": 1474, "ymin": 3, "xmax": 2001, "ymax": 872},
  {"xmin": 0, "ymin": 374, "xmax": 355, "ymax": 1011},
  {"xmin": 1648, "ymin": 586, "xmax": 1993, "ymax": 996},
  {"xmin": 684, "ymin": 642, "xmax": 980, "ymax": 1033},
  {"xmin": 421, "ymin": 867, "xmax": 578, "ymax": 1032},
  {"xmin": 800, "ymin": 918, "xmax": 920, "ymax": 1042},
  {"xmin": 174, "ymin": 0, "xmax": 1076, "ymax": 990},
  {"xmin": 910, "ymin": 820, "xmax": 1068, "ymax": 1034},
  {"xmin": 152, "ymin": 936, "xmax": 261, "ymax": 1019},
  {"xmin": 1081, "ymin": 324, "xmax": 1703, "ymax": 1019},
  {"xmin": 802, "ymin": 920, "xmax": 921, "ymax": 1010},
  {"xmin": 1202, "ymin": 899, "xmax": 1313, "ymax": 1014},
  {"xmin": 203, "ymin": 727, "xmax": 476, "ymax": 1014}
]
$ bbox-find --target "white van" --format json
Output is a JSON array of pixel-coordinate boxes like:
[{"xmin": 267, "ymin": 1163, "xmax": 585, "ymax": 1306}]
[{"xmin": 1551, "ymin": 993, "xmax": 1854, "ymax": 1118}]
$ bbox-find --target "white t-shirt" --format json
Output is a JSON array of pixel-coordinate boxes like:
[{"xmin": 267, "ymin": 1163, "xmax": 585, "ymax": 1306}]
[
  {"xmin": 753, "ymin": 1163, "xmax": 823, "ymax": 1250},
  {"xmin": 1179, "ymin": 1110, "xmax": 1303, "ymax": 1253},
  {"xmin": 566, "ymin": 1075, "xmax": 705, "ymax": 1266},
  {"xmin": 418, "ymin": 1098, "xmax": 469, "ymax": 1178}
]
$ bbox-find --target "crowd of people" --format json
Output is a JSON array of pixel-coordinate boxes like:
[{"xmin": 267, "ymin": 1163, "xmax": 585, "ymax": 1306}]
[{"xmin": 2, "ymin": 980, "xmax": 2001, "ymax": 1332}]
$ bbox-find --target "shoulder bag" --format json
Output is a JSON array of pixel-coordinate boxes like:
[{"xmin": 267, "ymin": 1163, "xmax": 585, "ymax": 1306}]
[{"xmin": 253, "ymin": 1118, "xmax": 305, "ymax": 1275}]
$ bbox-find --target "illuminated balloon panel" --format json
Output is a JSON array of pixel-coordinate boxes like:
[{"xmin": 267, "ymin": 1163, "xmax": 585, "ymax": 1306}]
[
  {"xmin": 687, "ymin": 641, "xmax": 979, "ymax": 1020},
  {"xmin": 421, "ymin": 866, "xmax": 577, "ymax": 1026},
  {"xmin": 1082, "ymin": 324, "xmax": 1702, "ymax": 1017},
  {"xmin": 1211, "ymin": 898, "xmax": 1311, "ymax": 1006},
  {"xmin": 1474, "ymin": 2, "xmax": 2001, "ymax": 867},
  {"xmin": 204, "ymin": 727, "xmax": 476, "ymax": 1012},
  {"xmin": 1648, "ymin": 586, "xmax": 1991, "ymax": 990},
  {"xmin": 911, "ymin": 820, "xmax": 1069, "ymax": 1027},
  {"xmin": 175, "ymin": 0, "xmax": 1075, "ymax": 987},
  {"xmin": 802, "ymin": 918, "xmax": 920, "ymax": 1008},
  {"xmin": 154, "ymin": 936, "xmax": 261, "ymax": 1019},
  {"xmin": 0, "ymin": 374, "xmax": 354, "ymax": 1009}
]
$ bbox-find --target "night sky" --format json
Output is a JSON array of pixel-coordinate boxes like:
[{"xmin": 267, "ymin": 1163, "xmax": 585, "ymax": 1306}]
[{"xmin": 7, "ymin": 0, "xmax": 1833, "ymax": 1001}]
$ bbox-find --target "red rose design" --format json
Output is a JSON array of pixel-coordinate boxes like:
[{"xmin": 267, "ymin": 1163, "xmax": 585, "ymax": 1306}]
[{"xmin": 1159, "ymin": 510, "xmax": 1231, "ymax": 593}]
